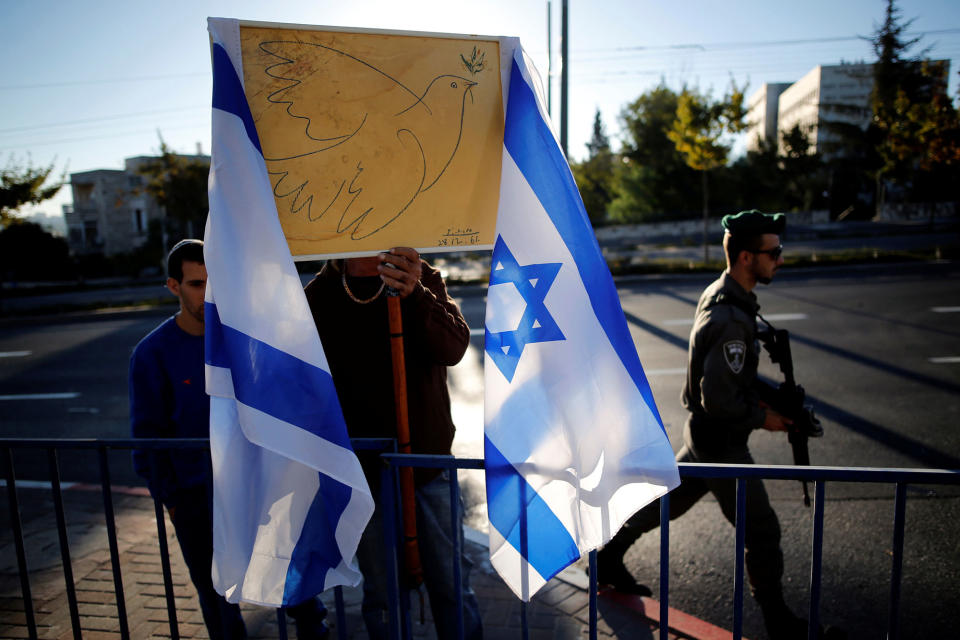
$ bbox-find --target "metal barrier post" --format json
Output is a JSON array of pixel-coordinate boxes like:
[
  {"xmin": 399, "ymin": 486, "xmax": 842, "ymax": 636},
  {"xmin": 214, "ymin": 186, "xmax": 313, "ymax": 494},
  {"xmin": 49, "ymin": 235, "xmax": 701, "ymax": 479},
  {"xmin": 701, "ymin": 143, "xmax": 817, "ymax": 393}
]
[
  {"xmin": 888, "ymin": 482, "xmax": 907, "ymax": 640},
  {"xmin": 381, "ymin": 463, "xmax": 404, "ymax": 640},
  {"xmin": 47, "ymin": 448, "xmax": 82, "ymax": 640},
  {"xmin": 449, "ymin": 470, "xmax": 466, "ymax": 640},
  {"xmin": 588, "ymin": 549, "xmax": 598, "ymax": 640},
  {"xmin": 151, "ymin": 492, "xmax": 179, "ymax": 640},
  {"xmin": 3, "ymin": 446, "xmax": 37, "ymax": 639},
  {"xmin": 733, "ymin": 478, "xmax": 746, "ymax": 640},
  {"xmin": 659, "ymin": 492, "xmax": 670, "ymax": 640},
  {"xmin": 147, "ymin": 452, "xmax": 180, "ymax": 640},
  {"xmin": 519, "ymin": 484, "xmax": 529, "ymax": 640},
  {"xmin": 98, "ymin": 445, "xmax": 130, "ymax": 640},
  {"xmin": 808, "ymin": 481, "xmax": 826, "ymax": 640},
  {"xmin": 277, "ymin": 608, "xmax": 288, "ymax": 640},
  {"xmin": 334, "ymin": 586, "xmax": 347, "ymax": 640},
  {"xmin": 5, "ymin": 440, "xmax": 960, "ymax": 640}
]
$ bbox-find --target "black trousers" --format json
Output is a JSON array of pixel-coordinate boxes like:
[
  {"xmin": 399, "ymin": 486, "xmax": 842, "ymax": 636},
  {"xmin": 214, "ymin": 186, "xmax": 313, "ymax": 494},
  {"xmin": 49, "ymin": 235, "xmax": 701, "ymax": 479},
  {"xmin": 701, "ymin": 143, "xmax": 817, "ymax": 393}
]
[{"xmin": 609, "ymin": 442, "xmax": 784, "ymax": 596}]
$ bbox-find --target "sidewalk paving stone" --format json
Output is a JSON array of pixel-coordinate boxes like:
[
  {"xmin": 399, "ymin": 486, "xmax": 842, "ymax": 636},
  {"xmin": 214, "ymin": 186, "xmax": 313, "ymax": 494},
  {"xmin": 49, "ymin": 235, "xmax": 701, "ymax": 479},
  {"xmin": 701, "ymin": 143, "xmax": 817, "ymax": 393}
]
[{"xmin": 1, "ymin": 487, "xmax": 700, "ymax": 640}]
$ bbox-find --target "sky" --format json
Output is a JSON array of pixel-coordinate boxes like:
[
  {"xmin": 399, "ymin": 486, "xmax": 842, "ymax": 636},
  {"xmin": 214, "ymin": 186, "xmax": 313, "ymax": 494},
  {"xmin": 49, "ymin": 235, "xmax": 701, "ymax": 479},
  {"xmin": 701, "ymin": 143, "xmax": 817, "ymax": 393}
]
[{"xmin": 2, "ymin": 0, "xmax": 958, "ymax": 223}]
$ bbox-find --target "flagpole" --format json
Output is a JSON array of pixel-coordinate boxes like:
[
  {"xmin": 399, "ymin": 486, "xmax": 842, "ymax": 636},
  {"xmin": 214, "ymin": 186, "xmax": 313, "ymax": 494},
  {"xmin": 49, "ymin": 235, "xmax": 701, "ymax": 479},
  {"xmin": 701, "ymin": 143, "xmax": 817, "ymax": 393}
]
[{"xmin": 386, "ymin": 290, "xmax": 424, "ymax": 590}]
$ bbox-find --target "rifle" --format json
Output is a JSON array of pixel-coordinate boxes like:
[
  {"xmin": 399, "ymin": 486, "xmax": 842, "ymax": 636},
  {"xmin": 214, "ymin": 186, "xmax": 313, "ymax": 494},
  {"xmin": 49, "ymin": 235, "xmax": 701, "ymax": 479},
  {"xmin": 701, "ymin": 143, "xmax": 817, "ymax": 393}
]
[{"xmin": 756, "ymin": 314, "xmax": 824, "ymax": 506}]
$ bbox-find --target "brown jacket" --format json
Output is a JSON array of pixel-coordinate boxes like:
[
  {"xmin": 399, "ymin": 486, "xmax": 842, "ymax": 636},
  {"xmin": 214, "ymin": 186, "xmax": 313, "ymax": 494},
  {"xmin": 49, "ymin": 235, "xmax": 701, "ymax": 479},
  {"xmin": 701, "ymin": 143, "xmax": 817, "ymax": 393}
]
[{"xmin": 304, "ymin": 260, "xmax": 470, "ymax": 485}]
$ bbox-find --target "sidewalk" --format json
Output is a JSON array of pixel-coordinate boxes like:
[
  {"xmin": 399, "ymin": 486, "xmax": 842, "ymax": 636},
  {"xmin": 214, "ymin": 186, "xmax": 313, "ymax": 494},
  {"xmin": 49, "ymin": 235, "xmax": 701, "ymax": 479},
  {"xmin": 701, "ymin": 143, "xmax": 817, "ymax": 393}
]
[{"xmin": 0, "ymin": 485, "xmax": 736, "ymax": 640}]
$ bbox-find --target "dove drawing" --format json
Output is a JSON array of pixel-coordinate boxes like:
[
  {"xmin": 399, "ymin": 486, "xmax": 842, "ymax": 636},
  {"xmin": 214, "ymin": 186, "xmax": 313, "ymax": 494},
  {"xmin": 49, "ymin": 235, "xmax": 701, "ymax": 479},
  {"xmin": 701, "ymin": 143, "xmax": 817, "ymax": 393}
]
[{"xmin": 252, "ymin": 39, "xmax": 478, "ymax": 241}]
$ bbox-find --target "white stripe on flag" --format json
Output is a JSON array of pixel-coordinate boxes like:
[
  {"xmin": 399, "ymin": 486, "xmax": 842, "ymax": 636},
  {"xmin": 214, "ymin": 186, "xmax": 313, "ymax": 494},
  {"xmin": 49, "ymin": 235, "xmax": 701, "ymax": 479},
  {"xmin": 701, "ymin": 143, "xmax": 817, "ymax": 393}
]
[
  {"xmin": 483, "ymin": 45, "xmax": 679, "ymax": 601},
  {"xmin": 205, "ymin": 17, "xmax": 373, "ymax": 607}
]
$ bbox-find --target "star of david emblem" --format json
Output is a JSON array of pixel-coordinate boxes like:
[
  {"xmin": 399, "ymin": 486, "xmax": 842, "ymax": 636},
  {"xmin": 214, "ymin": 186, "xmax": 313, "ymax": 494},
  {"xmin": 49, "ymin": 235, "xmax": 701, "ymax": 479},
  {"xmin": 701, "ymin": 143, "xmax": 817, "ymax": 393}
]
[{"xmin": 485, "ymin": 236, "xmax": 565, "ymax": 382}]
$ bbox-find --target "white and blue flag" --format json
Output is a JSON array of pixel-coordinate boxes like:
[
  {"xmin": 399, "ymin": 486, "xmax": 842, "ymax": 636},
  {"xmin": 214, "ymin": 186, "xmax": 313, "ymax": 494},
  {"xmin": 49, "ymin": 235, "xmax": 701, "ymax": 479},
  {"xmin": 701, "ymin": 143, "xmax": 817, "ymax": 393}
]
[
  {"xmin": 484, "ymin": 45, "xmax": 680, "ymax": 601},
  {"xmin": 203, "ymin": 18, "xmax": 373, "ymax": 607}
]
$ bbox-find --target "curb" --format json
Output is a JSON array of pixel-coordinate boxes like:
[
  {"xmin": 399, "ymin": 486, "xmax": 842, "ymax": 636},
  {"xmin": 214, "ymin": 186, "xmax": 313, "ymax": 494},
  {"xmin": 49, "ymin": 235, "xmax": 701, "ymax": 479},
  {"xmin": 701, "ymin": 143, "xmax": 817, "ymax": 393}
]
[{"xmin": 464, "ymin": 525, "xmax": 736, "ymax": 640}]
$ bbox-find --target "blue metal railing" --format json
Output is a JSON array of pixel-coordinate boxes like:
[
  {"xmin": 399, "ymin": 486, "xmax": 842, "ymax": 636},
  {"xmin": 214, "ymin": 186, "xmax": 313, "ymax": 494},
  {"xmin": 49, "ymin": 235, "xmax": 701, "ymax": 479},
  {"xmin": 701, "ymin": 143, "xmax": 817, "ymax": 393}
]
[{"xmin": 3, "ymin": 438, "xmax": 959, "ymax": 640}]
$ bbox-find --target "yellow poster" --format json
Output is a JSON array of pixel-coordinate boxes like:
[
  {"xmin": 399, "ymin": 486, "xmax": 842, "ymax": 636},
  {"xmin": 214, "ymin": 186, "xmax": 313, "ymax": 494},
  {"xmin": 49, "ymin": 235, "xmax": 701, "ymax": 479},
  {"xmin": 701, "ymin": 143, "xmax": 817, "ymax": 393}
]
[{"xmin": 238, "ymin": 24, "xmax": 504, "ymax": 258}]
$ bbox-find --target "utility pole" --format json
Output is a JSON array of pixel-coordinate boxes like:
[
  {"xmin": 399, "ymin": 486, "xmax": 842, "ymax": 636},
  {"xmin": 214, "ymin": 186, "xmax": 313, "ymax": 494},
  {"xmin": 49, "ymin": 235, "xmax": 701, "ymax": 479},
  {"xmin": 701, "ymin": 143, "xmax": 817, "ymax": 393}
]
[
  {"xmin": 547, "ymin": 0, "xmax": 552, "ymax": 117},
  {"xmin": 560, "ymin": 0, "xmax": 568, "ymax": 157}
]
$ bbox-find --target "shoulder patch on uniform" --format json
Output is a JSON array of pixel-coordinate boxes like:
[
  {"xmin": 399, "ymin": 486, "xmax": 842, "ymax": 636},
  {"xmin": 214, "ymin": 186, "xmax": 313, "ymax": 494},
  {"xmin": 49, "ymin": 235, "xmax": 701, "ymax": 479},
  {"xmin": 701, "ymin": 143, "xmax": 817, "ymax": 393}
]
[{"xmin": 723, "ymin": 340, "xmax": 746, "ymax": 374}]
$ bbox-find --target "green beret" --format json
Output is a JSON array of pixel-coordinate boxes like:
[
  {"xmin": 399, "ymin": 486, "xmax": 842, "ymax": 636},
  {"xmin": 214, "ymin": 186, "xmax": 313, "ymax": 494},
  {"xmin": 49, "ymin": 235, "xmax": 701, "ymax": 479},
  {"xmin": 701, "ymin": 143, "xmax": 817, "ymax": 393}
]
[{"xmin": 721, "ymin": 210, "xmax": 785, "ymax": 236}]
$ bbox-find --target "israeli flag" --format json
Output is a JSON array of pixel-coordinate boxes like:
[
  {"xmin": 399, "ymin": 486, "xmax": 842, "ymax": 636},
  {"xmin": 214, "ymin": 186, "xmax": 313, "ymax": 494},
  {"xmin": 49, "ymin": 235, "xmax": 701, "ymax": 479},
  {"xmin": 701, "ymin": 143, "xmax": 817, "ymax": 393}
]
[
  {"xmin": 204, "ymin": 18, "xmax": 373, "ymax": 607},
  {"xmin": 484, "ymin": 45, "xmax": 680, "ymax": 601}
]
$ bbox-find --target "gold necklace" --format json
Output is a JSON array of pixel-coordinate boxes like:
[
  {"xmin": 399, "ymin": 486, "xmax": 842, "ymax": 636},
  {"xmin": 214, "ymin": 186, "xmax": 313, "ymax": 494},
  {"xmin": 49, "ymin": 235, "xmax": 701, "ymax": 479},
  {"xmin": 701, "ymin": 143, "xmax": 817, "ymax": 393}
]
[{"xmin": 342, "ymin": 270, "xmax": 384, "ymax": 304}]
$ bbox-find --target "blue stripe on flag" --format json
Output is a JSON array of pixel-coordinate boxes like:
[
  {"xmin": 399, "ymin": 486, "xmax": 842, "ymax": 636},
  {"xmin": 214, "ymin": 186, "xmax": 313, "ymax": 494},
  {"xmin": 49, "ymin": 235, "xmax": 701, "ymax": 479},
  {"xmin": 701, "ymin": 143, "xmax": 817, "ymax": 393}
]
[
  {"xmin": 484, "ymin": 435, "xmax": 580, "ymax": 582},
  {"xmin": 502, "ymin": 58, "xmax": 664, "ymax": 432},
  {"xmin": 205, "ymin": 302, "xmax": 351, "ymax": 450},
  {"xmin": 211, "ymin": 43, "xmax": 262, "ymax": 154},
  {"xmin": 282, "ymin": 471, "xmax": 354, "ymax": 603}
]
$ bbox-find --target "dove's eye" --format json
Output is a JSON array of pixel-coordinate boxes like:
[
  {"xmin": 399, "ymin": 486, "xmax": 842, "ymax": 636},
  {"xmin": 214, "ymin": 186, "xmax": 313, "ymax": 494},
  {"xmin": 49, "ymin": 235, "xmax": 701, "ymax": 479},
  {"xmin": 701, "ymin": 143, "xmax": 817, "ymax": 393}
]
[{"xmin": 450, "ymin": 81, "xmax": 458, "ymax": 89}]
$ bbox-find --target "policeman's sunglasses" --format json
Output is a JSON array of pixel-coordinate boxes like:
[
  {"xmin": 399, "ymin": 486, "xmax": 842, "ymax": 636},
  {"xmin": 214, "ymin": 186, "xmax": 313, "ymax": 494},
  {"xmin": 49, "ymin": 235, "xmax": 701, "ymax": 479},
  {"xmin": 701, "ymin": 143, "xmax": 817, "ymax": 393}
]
[{"xmin": 751, "ymin": 245, "xmax": 783, "ymax": 260}]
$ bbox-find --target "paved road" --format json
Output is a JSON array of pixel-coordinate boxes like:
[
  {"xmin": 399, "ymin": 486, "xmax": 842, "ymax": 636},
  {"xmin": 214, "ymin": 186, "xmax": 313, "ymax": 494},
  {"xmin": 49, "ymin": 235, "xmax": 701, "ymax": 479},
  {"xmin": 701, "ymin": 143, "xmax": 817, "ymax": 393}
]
[
  {"xmin": 600, "ymin": 261, "xmax": 960, "ymax": 639},
  {"xmin": 2, "ymin": 260, "xmax": 959, "ymax": 638}
]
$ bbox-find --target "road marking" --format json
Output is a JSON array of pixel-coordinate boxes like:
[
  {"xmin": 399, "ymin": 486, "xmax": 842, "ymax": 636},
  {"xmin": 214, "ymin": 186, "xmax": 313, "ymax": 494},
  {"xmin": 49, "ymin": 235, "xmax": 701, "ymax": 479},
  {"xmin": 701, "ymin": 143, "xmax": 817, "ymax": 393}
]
[
  {"xmin": 762, "ymin": 313, "xmax": 809, "ymax": 322},
  {"xmin": 68, "ymin": 407, "xmax": 100, "ymax": 414},
  {"xmin": 0, "ymin": 350, "xmax": 32, "ymax": 358},
  {"xmin": 0, "ymin": 392, "xmax": 81, "ymax": 401},
  {"xmin": 663, "ymin": 312, "xmax": 808, "ymax": 326},
  {"xmin": 0, "ymin": 479, "xmax": 78, "ymax": 490},
  {"xmin": 645, "ymin": 367, "xmax": 687, "ymax": 376},
  {"xmin": 929, "ymin": 356, "xmax": 960, "ymax": 364},
  {"xmin": 932, "ymin": 306, "xmax": 960, "ymax": 313}
]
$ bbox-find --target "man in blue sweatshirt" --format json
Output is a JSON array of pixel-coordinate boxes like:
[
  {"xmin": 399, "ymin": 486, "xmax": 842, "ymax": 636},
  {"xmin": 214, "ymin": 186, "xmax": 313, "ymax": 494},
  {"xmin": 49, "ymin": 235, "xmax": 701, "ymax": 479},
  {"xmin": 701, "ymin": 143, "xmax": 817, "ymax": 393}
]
[{"xmin": 130, "ymin": 239, "xmax": 327, "ymax": 639}]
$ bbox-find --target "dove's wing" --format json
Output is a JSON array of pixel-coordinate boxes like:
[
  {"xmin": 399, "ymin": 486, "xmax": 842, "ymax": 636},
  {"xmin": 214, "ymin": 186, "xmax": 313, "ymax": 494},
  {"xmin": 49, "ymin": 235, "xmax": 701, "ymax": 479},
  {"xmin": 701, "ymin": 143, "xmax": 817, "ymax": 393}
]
[
  {"xmin": 254, "ymin": 40, "xmax": 423, "ymax": 160},
  {"xmin": 267, "ymin": 121, "xmax": 428, "ymax": 240},
  {"xmin": 250, "ymin": 41, "xmax": 478, "ymax": 241}
]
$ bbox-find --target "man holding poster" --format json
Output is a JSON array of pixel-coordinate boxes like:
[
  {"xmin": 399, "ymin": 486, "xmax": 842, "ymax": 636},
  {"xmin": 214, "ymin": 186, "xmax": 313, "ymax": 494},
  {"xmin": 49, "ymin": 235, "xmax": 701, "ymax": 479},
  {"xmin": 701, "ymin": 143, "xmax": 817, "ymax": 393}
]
[
  {"xmin": 207, "ymin": 16, "xmax": 677, "ymax": 629},
  {"xmin": 304, "ymin": 247, "xmax": 482, "ymax": 640}
]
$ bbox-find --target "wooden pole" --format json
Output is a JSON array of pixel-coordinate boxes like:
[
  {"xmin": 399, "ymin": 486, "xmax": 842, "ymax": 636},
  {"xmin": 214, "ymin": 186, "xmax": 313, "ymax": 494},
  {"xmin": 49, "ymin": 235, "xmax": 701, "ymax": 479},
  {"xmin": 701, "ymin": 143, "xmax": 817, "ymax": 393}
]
[{"xmin": 387, "ymin": 292, "xmax": 423, "ymax": 588}]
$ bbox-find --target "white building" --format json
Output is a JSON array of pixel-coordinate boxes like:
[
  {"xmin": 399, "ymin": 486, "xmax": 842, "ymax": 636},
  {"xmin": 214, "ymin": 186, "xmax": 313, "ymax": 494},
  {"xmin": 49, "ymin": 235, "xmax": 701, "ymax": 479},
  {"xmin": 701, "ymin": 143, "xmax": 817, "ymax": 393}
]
[
  {"xmin": 745, "ymin": 82, "xmax": 791, "ymax": 152},
  {"xmin": 64, "ymin": 154, "xmax": 208, "ymax": 257},
  {"xmin": 776, "ymin": 62, "xmax": 875, "ymax": 157}
]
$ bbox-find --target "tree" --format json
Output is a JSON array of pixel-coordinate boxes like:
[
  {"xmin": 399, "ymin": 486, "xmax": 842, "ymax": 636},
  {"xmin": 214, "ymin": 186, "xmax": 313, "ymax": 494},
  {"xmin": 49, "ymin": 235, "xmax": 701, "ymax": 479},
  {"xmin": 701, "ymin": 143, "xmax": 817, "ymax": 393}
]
[
  {"xmin": 1, "ymin": 156, "xmax": 64, "ymax": 228},
  {"xmin": 869, "ymin": 0, "xmax": 960, "ymax": 212},
  {"xmin": 778, "ymin": 123, "xmax": 828, "ymax": 211},
  {"xmin": 609, "ymin": 84, "xmax": 700, "ymax": 223},
  {"xmin": 667, "ymin": 83, "xmax": 747, "ymax": 260},
  {"xmin": 571, "ymin": 109, "xmax": 616, "ymax": 226},
  {"xmin": 0, "ymin": 221, "xmax": 72, "ymax": 282},
  {"xmin": 136, "ymin": 137, "xmax": 209, "ymax": 238}
]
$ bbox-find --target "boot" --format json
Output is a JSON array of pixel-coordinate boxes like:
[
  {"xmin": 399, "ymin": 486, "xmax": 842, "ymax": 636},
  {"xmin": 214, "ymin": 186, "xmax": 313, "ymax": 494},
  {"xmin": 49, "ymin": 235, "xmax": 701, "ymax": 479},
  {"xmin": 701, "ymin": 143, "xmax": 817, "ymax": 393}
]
[
  {"xmin": 286, "ymin": 597, "xmax": 329, "ymax": 640},
  {"xmin": 755, "ymin": 590, "xmax": 807, "ymax": 640},
  {"xmin": 593, "ymin": 546, "xmax": 653, "ymax": 596}
]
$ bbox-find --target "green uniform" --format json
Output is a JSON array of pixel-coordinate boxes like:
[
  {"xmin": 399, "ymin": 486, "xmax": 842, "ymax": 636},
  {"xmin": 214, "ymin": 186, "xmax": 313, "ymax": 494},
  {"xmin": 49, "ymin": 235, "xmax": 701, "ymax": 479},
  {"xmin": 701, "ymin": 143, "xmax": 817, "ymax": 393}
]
[{"xmin": 604, "ymin": 272, "xmax": 784, "ymax": 597}]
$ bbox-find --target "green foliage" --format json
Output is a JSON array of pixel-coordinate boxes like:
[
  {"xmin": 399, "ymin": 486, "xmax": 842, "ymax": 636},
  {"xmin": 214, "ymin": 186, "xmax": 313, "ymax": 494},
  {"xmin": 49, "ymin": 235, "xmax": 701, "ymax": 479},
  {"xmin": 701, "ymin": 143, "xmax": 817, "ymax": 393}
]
[
  {"xmin": 667, "ymin": 83, "xmax": 747, "ymax": 173},
  {"xmin": 460, "ymin": 46, "xmax": 486, "ymax": 75},
  {"xmin": 571, "ymin": 109, "xmax": 615, "ymax": 226},
  {"xmin": 608, "ymin": 84, "xmax": 700, "ymax": 222},
  {"xmin": 1, "ymin": 156, "xmax": 64, "ymax": 227},
  {"xmin": 0, "ymin": 221, "xmax": 72, "ymax": 281},
  {"xmin": 778, "ymin": 124, "xmax": 828, "ymax": 211},
  {"xmin": 869, "ymin": 0, "xmax": 960, "ymax": 200},
  {"xmin": 136, "ymin": 138, "xmax": 209, "ymax": 237}
]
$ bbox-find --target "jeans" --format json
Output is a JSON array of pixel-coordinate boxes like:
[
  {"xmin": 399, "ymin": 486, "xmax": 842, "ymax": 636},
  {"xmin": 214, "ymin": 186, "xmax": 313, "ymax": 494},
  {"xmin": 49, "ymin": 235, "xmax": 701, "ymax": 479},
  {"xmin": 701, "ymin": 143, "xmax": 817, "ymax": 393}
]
[
  {"xmin": 357, "ymin": 471, "xmax": 483, "ymax": 640},
  {"xmin": 169, "ymin": 485, "xmax": 248, "ymax": 640}
]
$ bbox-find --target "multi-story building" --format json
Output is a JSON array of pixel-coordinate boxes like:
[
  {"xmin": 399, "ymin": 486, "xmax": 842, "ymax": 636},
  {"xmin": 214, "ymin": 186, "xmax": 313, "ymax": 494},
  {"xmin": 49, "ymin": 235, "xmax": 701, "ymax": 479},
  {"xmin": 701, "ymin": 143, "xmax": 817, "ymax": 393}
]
[
  {"xmin": 64, "ymin": 154, "xmax": 208, "ymax": 257},
  {"xmin": 747, "ymin": 60, "xmax": 950, "ymax": 159},
  {"xmin": 745, "ymin": 82, "xmax": 791, "ymax": 152},
  {"xmin": 776, "ymin": 62, "xmax": 874, "ymax": 158}
]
